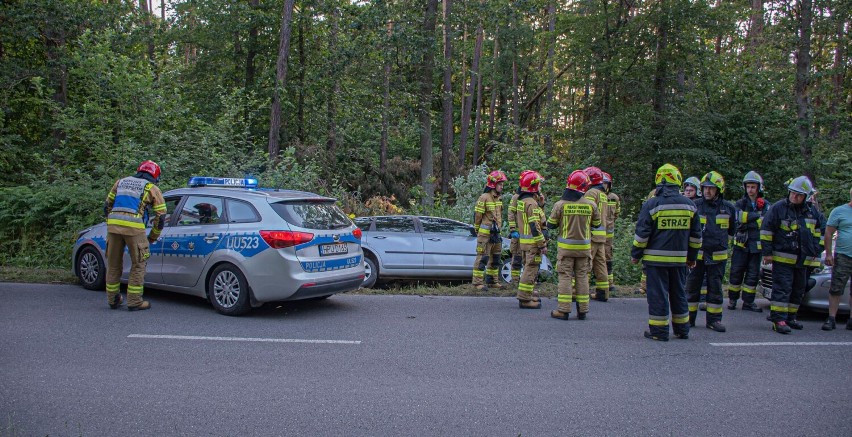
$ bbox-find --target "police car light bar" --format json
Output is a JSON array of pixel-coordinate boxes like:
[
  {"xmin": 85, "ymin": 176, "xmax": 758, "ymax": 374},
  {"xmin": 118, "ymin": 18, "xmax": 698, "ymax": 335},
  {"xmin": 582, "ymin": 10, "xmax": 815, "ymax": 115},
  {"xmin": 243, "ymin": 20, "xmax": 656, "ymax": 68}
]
[{"xmin": 188, "ymin": 176, "xmax": 259, "ymax": 189}]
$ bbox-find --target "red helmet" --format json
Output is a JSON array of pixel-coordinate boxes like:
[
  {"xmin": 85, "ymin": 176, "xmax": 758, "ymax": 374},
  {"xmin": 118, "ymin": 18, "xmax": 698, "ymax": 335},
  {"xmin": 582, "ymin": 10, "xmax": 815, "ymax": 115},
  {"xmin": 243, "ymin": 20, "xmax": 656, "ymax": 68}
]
[
  {"xmin": 519, "ymin": 170, "xmax": 544, "ymax": 193},
  {"xmin": 602, "ymin": 172, "xmax": 612, "ymax": 184},
  {"xmin": 566, "ymin": 170, "xmax": 591, "ymax": 193},
  {"xmin": 486, "ymin": 170, "xmax": 508, "ymax": 189},
  {"xmin": 137, "ymin": 160, "xmax": 161, "ymax": 181},
  {"xmin": 583, "ymin": 166, "xmax": 604, "ymax": 186}
]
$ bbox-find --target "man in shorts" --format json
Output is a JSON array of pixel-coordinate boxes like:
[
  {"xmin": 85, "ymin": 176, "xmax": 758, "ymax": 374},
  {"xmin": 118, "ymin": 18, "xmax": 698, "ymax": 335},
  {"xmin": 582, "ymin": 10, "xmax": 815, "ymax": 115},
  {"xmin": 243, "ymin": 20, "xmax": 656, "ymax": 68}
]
[{"xmin": 822, "ymin": 186, "xmax": 852, "ymax": 331}]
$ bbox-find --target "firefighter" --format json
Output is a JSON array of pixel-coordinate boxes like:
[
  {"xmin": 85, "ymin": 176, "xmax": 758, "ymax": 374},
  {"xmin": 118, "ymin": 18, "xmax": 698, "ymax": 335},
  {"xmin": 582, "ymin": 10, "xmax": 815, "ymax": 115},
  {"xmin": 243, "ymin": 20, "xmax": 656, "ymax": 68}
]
[
  {"xmin": 761, "ymin": 176, "xmax": 826, "ymax": 333},
  {"xmin": 603, "ymin": 172, "xmax": 620, "ymax": 294},
  {"xmin": 684, "ymin": 176, "xmax": 709, "ymax": 310},
  {"xmin": 686, "ymin": 171, "xmax": 737, "ymax": 332},
  {"xmin": 583, "ymin": 166, "xmax": 610, "ymax": 301},
  {"xmin": 507, "ymin": 181, "xmax": 523, "ymax": 286},
  {"xmin": 515, "ymin": 170, "xmax": 546, "ymax": 309},
  {"xmin": 548, "ymin": 170, "xmax": 600, "ymax": 320},
  {"xmin": 632, "ymin": 163, "xmax": 702, "ymax": 341},
  {"xmin": 728, "ymin": 171, "xmax": 770, "ymax": 312},
  {"xmin": 472, "ymin": 170, "xmax": 508, "ymax": 290},
  {"xmin": 635, "ymin": 187, "xmax": 659, "ymax": 295},
  {"xmin": 104, "ymin": 160, "xmax": 166, "ymax": 311}
]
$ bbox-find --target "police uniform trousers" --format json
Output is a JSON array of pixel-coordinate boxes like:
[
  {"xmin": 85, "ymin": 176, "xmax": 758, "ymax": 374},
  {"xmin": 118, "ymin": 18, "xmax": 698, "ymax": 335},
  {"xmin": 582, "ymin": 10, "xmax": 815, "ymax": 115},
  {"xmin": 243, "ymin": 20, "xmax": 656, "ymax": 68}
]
[
  {"xmin": 590, "ymin": 242, "xmax": 609, "ymax": 298},
  {"xmin": 556, "ymin": 253, "xmax": 590, "ymax": 314},
  {"xmin": 105, "ymin": 232, "xmax": 150, "ymax": 299},
  {"xmin": 472, "ymin": 235, "xmax": 502, "ymax": 286},
  {"xmin": 646, "ymin": 265, "xmax": 690, "ymax": 339},
  {"xmin": 728, "ymin": 247, "xmax": 761, "ymax": 305},
  {"xmin": 687, "ymin": 260, "xmax": 726, "ymax": 323},
  {"xmin": 517, "ymin": 247, "xmax": 542, "ymax": 301},
  {"xmin": 769, "ymin": 262, "xmax": 807, "ymax": 323}
]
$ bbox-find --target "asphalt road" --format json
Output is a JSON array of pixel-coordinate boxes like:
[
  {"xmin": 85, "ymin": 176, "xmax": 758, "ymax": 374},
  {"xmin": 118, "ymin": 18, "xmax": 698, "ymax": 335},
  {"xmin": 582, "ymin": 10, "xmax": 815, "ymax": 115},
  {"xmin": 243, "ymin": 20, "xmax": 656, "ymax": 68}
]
[{"xmin": 1, "ymin": 283, "xmax": 850, "ymax": 436}]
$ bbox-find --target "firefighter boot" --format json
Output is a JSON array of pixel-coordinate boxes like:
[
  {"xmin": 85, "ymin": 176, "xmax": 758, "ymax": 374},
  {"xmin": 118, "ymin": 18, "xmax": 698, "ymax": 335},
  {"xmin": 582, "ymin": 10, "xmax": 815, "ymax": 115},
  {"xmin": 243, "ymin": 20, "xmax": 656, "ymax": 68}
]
[
  {"xmin": 706, "ymin": 320, "xmax": 727, "ymax": 332},
  {"xmin": 551, "ymin": 300, "xmax": 571, "ymax": 320},
  {"xmin": 127, "ymin": 293, "xmax": 151, "ymax": 312},
  {"xmin": 107, "ymin": 292, "xmax": 123, "ymax": 310},
  {"xmin": 742, "ymin": 303, "xmax": 763, "ymax": 313},
  {"xmin": 688, "ymin": 311, "xmax": 697, "ymax": 327},
  {"xmin": 787, "ymin": 316, "xmax": 804, "ymax": 330},
  {"xmin": 643, "ymin": 331, "xmax": 669, "ymax": 342},
  {"xmin": 518, "ymin": 298, "xmax": 541, "ymax": 309},
  {"xmin": 772, "ymin": 320, "xmax": 792, "ymax": 334},
  {"xmin": 727, "ymin": 300, "xmax": 737, "ymax": 310}
]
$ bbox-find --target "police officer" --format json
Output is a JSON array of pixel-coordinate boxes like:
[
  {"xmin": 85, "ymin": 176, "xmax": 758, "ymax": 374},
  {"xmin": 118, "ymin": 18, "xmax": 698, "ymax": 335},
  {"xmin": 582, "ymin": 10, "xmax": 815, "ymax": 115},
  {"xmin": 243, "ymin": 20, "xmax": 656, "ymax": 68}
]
[
  {"xmin": 686, "ymin": 171, "xmax": 737, "ymax": 332},
  {"xmin": 728, "ymin": 171, "xmax": 769, "ymax": 312},
  {"xmin": 472, "ymin": 170, "xmax": 508, "ymax": 290},
  {"xmin": 583, "ymin": 167, "xmax": 610, "ymax": 302},
  {"xmin": 761, "ymin": 176, "xmax": 826, "ymax": 333},
  {"xmin": 632, "ymin": 164, "xmax": 702, "ymax": 341},
  {"xmin": 548, "ymin": 170, "xmax": 600, "ymax": 320},
  {"xmin": 104, "ymin": 160, "xmax": 166, "ymax": 311},
  {"xmin": 515, "ymin": 170, "xmax": 546, "ymax": 309},
  {"xmin": 603, "ymin": 172, "xmax": 620, "ymax": 294}
]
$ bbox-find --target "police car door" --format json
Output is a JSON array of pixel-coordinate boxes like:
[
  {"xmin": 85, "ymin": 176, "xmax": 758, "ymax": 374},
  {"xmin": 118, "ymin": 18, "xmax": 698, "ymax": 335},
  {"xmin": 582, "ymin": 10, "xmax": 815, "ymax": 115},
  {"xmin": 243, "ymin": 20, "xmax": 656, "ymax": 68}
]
[
  {"xmin": 141, "ymin": 196, "xmax": 182, "ymax": 285},
  {"xmin": 159, "ymin": 195, "xmax": 227, "ymax": 288}
]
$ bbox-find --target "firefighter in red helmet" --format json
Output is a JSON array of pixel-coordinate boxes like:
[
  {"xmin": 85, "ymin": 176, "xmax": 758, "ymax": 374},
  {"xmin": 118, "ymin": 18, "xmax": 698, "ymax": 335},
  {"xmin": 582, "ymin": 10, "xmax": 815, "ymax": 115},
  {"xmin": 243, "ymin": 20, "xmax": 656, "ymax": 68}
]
[
  {"xmin": 472, "ymin": 170, "xmax": 508, "ymax": 290},
  {"xmin": 104, "ymin": 160, "xmax": 166, "ymax": 311},
  {"xmin": 515, "ymin": 171, "xmax": 546, "ymax": 308},
  {"xmin": 583, "ymin": 166, "xmax": 610, "ymax": 301}
]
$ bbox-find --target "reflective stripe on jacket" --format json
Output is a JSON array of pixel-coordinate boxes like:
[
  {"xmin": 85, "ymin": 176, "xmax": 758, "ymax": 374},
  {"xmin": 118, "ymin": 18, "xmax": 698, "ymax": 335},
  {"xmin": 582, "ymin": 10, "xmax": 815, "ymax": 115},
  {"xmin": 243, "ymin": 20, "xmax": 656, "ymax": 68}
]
[
  {"xmin": 631, "ymin": 185, "xmax": 702, "ymax": 266},
  {"xmin": 760, "ymin": 198, "xmax": 825, "ymax": 267},
  {"xmin": 694, "ymin": 197, "xmax": 737, "ymax": 264}
]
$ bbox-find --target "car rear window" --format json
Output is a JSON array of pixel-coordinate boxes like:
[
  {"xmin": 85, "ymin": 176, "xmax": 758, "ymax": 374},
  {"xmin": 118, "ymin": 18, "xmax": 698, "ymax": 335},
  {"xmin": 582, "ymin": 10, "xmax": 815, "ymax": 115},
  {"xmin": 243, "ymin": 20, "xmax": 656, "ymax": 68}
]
[{"xmin": 270, "ymin": 201, "xmax": 352, "ymax": 230}]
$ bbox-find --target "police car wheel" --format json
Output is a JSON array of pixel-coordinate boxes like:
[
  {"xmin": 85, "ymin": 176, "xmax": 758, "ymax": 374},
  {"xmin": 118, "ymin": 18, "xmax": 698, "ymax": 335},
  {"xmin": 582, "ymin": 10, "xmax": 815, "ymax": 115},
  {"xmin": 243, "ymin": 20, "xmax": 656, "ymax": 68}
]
[
  {"xmin": 208, "ymin": 264, "xmax": 251, "ymax": 316},
  {"xmin": 362, "ymin": 256, "xmax": 378, "ymax": 289},
  {"xmin": 77, "ymin": 246, "xmax": 106, "ymax": 291}
]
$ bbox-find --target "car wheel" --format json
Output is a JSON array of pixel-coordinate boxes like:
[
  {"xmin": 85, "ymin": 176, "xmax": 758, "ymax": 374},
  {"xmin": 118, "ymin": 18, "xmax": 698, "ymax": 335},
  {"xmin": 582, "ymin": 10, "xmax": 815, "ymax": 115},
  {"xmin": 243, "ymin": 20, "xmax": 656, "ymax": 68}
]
[
  {"xmin": 362, "ymin": 256, "xmax": 379, "ymax": 288},
  {"xmin": 77, "ymin": 246, "xmax": 106, "ymax": 291},
  {"xmin": 208, "ymin": 264, "xmax": 251, "ymax": 316},
  {"xmin": 500, "ymin": 260, "xmax": 514, "ymax": 283}
]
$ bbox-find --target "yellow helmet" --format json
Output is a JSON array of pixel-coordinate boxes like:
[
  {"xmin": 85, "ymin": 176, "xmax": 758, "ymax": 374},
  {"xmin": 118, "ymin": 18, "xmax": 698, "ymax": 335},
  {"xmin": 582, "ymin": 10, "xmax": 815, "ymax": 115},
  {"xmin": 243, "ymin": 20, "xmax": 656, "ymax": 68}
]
[
  {"xmin": 655, "ymin": 163, "xmax": 682, "ymax": 187},
  {"xmin": 701, "ymin": 171, "xmax": 725, "ymax": 194}
]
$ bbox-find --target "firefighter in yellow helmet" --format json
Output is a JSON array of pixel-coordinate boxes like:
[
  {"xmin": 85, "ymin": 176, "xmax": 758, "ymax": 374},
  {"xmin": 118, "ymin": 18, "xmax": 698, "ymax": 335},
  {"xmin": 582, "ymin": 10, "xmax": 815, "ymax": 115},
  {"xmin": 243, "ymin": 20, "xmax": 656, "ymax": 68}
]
[
  {"xmin": 472, "ymin": 170, "xmax": 508, "ymax": 290},
  {"xmin": 583, "ymin": 166, "xmax": 610, "ymax": 301},
  {"xmin": 104, "ymin": 160, "xmax": 167, "ymax": 311},
  {"xmin": 515, "ymin": 170, "xmax": 546, "ymax": 309},
  {"xmin": 548, "ymin": 170, "xmax": 600, "ymax": 320}
]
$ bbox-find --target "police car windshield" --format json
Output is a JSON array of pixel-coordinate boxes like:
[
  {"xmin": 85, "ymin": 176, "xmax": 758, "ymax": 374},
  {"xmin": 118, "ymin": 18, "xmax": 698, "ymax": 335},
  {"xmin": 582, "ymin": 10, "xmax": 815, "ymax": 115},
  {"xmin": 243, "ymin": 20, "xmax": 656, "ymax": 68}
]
[{"xmin": 270, "ymin": 201, "xmax": 352, "ymax": 230}]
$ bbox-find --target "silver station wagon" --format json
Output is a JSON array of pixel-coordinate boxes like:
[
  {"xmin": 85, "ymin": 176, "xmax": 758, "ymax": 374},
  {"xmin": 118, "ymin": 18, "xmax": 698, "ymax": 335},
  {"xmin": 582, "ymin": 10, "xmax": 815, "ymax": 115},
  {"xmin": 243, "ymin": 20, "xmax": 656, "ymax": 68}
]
[
  {"xmin": 354, "ymin": 215, "xmax": 552, "ymax": 288},
  {"xmin": 72, "ymin": 177, "xmax": 365, "ymax": 316}
]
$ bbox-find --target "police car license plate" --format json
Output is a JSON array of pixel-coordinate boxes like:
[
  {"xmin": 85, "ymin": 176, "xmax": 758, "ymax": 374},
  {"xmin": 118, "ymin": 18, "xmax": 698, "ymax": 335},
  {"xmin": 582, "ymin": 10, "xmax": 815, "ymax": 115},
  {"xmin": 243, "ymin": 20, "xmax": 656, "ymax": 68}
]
[{"xmin": 319, "ymin": 243, "xmax": 348, "ymax": 256}]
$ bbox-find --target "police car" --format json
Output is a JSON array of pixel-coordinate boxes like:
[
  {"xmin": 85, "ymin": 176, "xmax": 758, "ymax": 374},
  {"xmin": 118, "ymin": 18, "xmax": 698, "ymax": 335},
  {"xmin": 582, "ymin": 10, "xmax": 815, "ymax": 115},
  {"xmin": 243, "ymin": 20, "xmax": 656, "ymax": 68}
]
[{"xmin": 72, "ymin": 177, "xmax": 365, "ymax": 316}]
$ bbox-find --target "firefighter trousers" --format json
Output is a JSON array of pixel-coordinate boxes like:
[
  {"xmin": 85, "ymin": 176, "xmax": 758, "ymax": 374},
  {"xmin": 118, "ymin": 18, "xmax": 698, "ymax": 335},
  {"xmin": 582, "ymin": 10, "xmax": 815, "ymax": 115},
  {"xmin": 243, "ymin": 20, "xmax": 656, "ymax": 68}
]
[
  {"xmin": 728, "ymin": 248, "xmax": 761, "ymax": 305},
  {"xmin": 105, "ymin": 232, "xmax": 150, "ymax": 299},
  {"xmin": 517, "ymin": 246, "xmax": 542, "ymax": 301},
  {"xmin": 687, "ymin": 260, "xmax": 726, "ymax": 324},
  {"xmin": 769, "ymin": 262, "xmax": 807, "ymax": 323},
  {"xmin": 645, "ymin": 265, "xmax": 690, "ymax": 340},
  {"xmin": 590, "ymin": 242, "xmax": 609, "ymax": 298},
  {"xmin": 509, "ymin": 238, "xmax": 522, "ymax": 283},
  {"xmin": 472, "ymin": 236, "xmax": 502, "ymax": 285},
  {"xmin": 556, "ymin": 254, "xmax": 590, "ymax": 314}
]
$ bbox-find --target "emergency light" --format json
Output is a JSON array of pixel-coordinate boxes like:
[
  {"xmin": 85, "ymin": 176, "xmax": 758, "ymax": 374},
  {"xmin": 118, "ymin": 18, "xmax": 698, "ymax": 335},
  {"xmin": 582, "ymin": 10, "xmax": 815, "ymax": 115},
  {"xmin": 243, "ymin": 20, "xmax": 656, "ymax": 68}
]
[{"xmin": 187, "ymin": 176, "xmax": 259, "ymax": 189}]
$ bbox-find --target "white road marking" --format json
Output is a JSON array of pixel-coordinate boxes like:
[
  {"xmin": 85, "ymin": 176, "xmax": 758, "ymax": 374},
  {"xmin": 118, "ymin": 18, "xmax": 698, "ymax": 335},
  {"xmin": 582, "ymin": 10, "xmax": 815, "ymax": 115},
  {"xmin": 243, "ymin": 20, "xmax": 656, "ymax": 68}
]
[
  {"xmin": 128, "ymin": 334, "xmax": 361, "ymax": 345},
  {"xmin": 711, "ymin": 342, "xmax": 852, "ymax": 347}
]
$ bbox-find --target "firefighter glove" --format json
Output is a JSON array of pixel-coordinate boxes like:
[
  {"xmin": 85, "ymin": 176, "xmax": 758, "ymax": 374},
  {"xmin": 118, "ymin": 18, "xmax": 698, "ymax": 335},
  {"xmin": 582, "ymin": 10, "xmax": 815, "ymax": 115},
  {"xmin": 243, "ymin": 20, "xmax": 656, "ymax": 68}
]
[
  {"xmin": 735, "ymin": 231, "xmax": 748, "ymax": 244},
  {"xmin": 509, "ymin": 230, "xmax": 519, "ymax": 239}
]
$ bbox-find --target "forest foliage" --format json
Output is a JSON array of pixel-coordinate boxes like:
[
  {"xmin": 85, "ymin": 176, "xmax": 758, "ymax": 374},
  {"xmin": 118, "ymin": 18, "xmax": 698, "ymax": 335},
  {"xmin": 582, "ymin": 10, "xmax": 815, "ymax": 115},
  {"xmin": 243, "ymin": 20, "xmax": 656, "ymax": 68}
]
[{"xmin": 0, "ymin": 0, "xmax": 849, "ymax": 274}]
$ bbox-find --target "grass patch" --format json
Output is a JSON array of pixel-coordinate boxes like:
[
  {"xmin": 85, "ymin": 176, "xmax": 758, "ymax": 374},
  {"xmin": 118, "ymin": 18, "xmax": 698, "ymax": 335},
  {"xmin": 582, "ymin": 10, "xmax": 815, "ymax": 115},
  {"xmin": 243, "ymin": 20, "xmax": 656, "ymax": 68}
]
[{"xmin": 0, "ymin": 266, "xmax": 78, "ymax": 284}]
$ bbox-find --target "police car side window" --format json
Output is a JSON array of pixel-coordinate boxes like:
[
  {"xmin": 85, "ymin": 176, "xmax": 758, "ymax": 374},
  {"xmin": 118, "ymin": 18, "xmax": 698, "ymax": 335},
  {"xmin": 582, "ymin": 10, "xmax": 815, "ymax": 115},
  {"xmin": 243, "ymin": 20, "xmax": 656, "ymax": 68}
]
[
  {"xmin": 227, "ymin": 199, "xmax": 259, "ymax": 223},
  {"xmin": 177, "ymin": 196, "xmax": 224, "ymax": 226}
]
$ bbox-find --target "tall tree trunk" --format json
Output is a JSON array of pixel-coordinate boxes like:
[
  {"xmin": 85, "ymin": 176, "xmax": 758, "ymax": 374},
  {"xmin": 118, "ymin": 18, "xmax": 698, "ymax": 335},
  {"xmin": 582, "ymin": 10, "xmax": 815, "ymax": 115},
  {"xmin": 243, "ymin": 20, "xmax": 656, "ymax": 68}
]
[
  {"xmin": 161, "ymin": 0, "xmax": 165, "ymax": 21},
  {"xmin": 44, "ymin": 19, "xmax": 67, "ymax": 146},
  {"xmin": 245, "ymin": 0, "xmax": 259, "ymax": 90},
  {"xmin": 747, "ymin": 0, "xmax": 764, "ymax": 51},
  {"xmin": 543, "ymin": 2, "xmax": 556, "ymax": 154},
  {"xmin": 140, "ymin": 0, "xmax": 155, "ymax": 75},
  {"xmin": 795, "ymin": 0, "xmax": 814, "ymax": 182},
  {"xmin": 381, "ymin": 20, "xmax": 393, "ymax": 173},
  {"xmin": 440, "ymin": 0, "xmax": 454, "ymax": 194},
  {"xmin": 420, "ymin": 0, "xmax": 439, "ymax": 205},
  {"xmin": 827, "ymin": 7, "xmax": 845, "ymax": 140},
  {"xmin": 297, "ymin": 6, "xmax": 307, "ymax": 144},
  {"xmin": 511, "ymin": 59, "xmax": 519, "ymax": 148},
  {"xmin": 267, "ymin": 0, "xmax": 296, "ymax": 161},
  {"xmin": 473, "ymin": 54, "xmax": 484, "ymax": 166},
  {"xmin": 459, "ymin": 22, "xmax": 482, "ymax": 171},
  {"xmin": 327, "ymin": 1, "xmax": 340, "ymax": 156},
  {"xmin": 652, "ymin": 0, "xmax": 669, "ymax": 160},
  {"xmin": 488, "ymin": 27, "xmax": 498, "ymax": 143}
]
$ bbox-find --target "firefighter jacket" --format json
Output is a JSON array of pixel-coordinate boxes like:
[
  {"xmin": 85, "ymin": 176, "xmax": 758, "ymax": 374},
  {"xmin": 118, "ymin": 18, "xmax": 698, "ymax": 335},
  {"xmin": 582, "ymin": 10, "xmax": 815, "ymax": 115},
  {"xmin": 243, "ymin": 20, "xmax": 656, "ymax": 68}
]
[
  {"xmin": 585, "ymin": 185, "xmax": 609, "ymax": 244},
  {"xmin": 516, "ymin": 193, "xmax": 546, "ymax": 250},
  {"xmin": 694, "ymin": 196, "xmax": 737, "ymax": 264},
  {"xmin": 734, "ymin": 196, "xmax": 770, "ymax": 253},
  {"xmin": 761, "ymin": 198, "xmax": 825, "ymax": 268},
  {"xmin": 606, "ymin": 192, "xmax": 621, "ymax": 239},
  {"xmin": 106, "ymin": 176, "xmax": 166, "ymax": 237},
  {"xmin": 474, "ymin": 189, "xmax": 503, "ymax": 236},
  {"xmin": 547, "ymin": 189, "xmax": 600, "ymax": 257},
  {"xmin": 632, "ymin": 184, "xmax": 702, "ymax": 267},
  {"xmin": 507, "ymin": 193, "xmax": 520, "ymax": 231}
]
